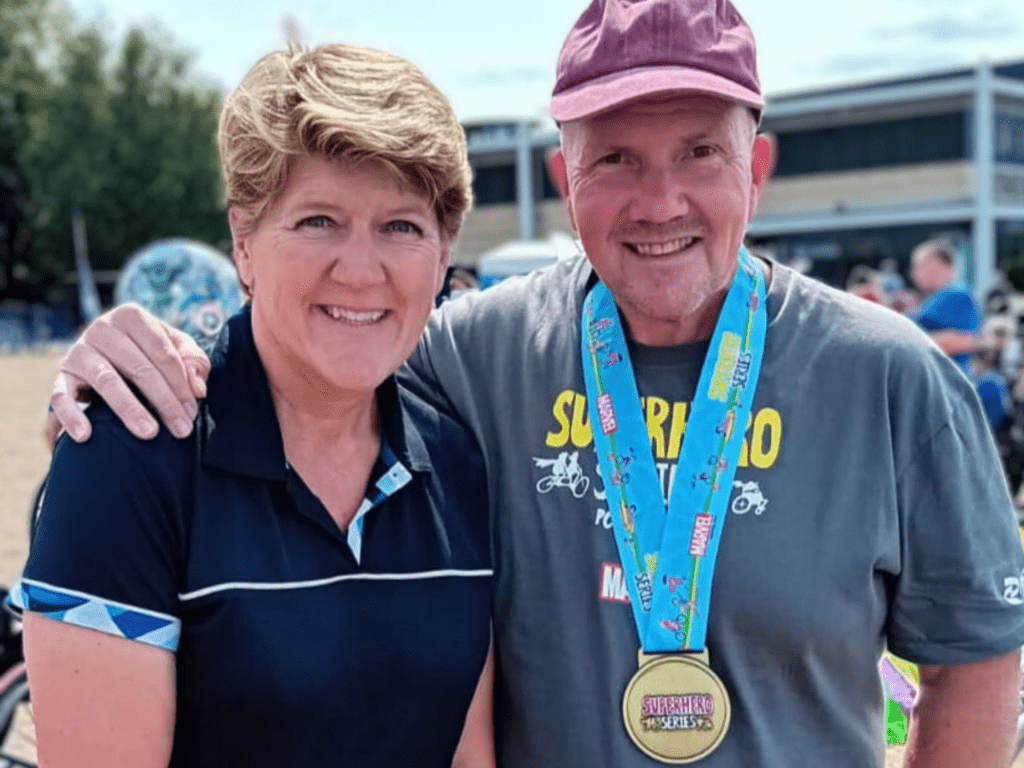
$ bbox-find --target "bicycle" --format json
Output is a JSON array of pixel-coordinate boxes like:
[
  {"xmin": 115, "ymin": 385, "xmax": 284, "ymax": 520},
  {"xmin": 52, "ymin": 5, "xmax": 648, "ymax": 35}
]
[
  {"xmin": 0, "ymin": 481, "xmax": 43, "ymax": 768},
  {"xmin": 0, "ymin": 588, "xmax": 34, "ymax": 767}
]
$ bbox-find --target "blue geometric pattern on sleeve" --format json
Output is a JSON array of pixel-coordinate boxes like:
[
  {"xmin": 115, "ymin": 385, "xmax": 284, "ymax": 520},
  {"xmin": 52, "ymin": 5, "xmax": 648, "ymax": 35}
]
[
  {"xmin": 6, "ymin": 579, "xmax": 180, "ymax": 652},
  {"xmin": 346, "ymin": 442, "xmax": 412, "ymax": 565}
]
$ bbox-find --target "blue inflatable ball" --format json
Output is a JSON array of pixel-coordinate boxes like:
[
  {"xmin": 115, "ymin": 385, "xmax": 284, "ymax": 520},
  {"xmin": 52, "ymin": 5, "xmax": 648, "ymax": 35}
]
[{"xmin": 115, "ymin": 239, "xmax": 244, "ymax": 351}]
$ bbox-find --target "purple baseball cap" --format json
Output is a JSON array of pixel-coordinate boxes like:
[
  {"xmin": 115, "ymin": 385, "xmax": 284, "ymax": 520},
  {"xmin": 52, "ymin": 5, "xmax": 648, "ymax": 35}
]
[{"xmin": 551, "ymin": 0, "xmax": 763, "ymax": 123}]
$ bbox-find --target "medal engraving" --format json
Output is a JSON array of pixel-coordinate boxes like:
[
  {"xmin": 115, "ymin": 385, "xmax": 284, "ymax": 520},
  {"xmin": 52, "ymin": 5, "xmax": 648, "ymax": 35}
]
[{"xmin": 622, "ymin": 655, "xmax": 730, "ymax": 764}]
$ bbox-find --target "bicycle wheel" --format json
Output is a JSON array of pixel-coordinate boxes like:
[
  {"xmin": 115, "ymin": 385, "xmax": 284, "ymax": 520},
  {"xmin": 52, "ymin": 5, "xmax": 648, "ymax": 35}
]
[
  {"xmin": 0, "ymin": 662, "xmax": 36, "ymax": 767},
  {"xmin": 1014, "ymin": 647, "xmax": 1024, "ymax": 761}
]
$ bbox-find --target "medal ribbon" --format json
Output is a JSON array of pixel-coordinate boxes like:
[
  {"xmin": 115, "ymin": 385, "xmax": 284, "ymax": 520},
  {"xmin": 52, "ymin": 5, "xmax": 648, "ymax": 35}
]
[{"xmin": 581, "ymin": 247, "xmax": 767, "ymax": 653}]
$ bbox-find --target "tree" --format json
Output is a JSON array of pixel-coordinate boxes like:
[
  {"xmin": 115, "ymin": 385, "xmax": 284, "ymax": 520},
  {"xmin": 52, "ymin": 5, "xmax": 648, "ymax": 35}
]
[
  {"xmin": 0, "ymin": 0, "xmax": 54, "ymax": 300},
  {"xmin": 22, "ymin": 22, "xmax": 229, "ymax": 297},
  {"xmin": 0, "ymin": 10, "xmax": 229, "ymax": 302}
]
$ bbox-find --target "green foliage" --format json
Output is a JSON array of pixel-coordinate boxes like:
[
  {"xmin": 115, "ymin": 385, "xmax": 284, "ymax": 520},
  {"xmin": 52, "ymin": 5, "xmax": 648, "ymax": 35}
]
[
  {"xmin": 0, "ymin": 0, "xmax": 53, "ymax": 297},
  {"xmin": 0, "ymin": 2, "xmax": 229, "ymax": 301}
]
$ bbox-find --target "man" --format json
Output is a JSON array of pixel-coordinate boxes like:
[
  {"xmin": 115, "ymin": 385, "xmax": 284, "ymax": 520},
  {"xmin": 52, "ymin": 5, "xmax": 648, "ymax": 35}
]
[
  {"xmin": 910, "ymin": 237, "xmax": 982, "ymax": 375},
  {"xmin": 45, "ymin": 1, "xmax": 1024, "ymax": 766}
]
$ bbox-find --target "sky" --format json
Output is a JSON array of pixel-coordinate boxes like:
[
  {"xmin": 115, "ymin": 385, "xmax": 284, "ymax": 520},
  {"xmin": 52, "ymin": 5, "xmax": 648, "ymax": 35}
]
[{"xmin": 65, "ymin": 0, "xmax": 1024, "ymax": 123}]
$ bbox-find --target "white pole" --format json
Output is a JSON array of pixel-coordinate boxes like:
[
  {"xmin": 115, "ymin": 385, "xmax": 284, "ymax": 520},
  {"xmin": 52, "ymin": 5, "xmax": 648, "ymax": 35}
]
[
  {"xmin": 973, "ymin": 61, "xmax": 996, "ymax": 296},
  {"xmin": 516, "ymin": 121, "xmax": 535, "ymax": 241},
  {"xmin": 72, "ymin": 208, "xmax": 102, "ymax": 322}
]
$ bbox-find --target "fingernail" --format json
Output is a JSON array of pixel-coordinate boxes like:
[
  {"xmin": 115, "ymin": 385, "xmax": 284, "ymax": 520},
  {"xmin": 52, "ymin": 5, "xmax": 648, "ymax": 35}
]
[
  {"xmin": 171, "ymin": 418, "xmax": 192, "ymax": 439},
  {"xmin": 70, "ymin": 426, "xmax": 88, "ymax": 443},
  {"xmin": 138, "ymin": 418, "xmax": 159, "ymax": 439},
  {"xmin": 194, "ymin": 378, "xmax": 207, "ymax": 398}
]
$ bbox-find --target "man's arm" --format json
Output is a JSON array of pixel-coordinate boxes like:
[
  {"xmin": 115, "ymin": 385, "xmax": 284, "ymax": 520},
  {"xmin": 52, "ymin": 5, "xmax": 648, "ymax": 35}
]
[
  {"xmin": 904, "ymin": 650, "xmax": 1020, "ymax": 768},
  {"xmin": 48, "ymin": 303, "xmax": 210, "ymax": 444},
  {"xmin": 929, "ymin": 329, "xmax": 977, "ymax": 357}
]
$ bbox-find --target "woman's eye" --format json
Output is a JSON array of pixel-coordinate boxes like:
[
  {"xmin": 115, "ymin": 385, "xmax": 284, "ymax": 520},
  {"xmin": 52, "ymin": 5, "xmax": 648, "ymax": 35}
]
[
  {"xmin": 297, "ymin": 215, "xmax": 332, "ymax": 229},
  {"xmin": 386, "ymin": 220, "xmax": 423, "ymax": 235}
]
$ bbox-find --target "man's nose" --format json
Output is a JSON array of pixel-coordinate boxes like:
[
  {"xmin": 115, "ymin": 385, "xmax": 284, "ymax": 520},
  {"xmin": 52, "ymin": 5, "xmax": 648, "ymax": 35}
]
[{"xmin": 631, "ymin": 166, "xmax": 691, "ymax": 223}]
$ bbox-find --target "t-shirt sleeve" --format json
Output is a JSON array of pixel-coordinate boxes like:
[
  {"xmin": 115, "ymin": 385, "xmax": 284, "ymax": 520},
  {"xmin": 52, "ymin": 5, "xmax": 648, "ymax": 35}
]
[
  {"xmin": 977, "ymin": 376, "xmax": 1011, "ymax": 432},
  {"xmin": 400, "ymin": 306, "xmax": 475, "ymax": 426},
  {"xmin": 7, "ymin": 413, "xmax": 186, "ymax": 652},
  {"xmin": 917, "ymin": 291, "xmax": 981, "ymax": 334},
  {"xmin": 888, "ymin": 396, "xmax": 1024, "ymax": 663}
]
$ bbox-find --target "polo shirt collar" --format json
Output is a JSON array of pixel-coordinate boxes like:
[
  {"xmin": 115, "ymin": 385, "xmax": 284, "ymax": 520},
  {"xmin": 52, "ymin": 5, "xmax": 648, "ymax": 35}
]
[{"xmin": 201, "ymin": 306, "xmax": 432, "ymax": 479}]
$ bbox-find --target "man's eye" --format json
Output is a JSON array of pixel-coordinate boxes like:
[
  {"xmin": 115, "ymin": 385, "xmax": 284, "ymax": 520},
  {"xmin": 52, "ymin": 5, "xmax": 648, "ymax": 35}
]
[
  {"xmin": 297, "ymin": 215, "xmax": 332, "ymax": 229},
  {"xmin": 598, "ymin": 152, "xmax": 623, "ymax": 165},
  {"xmin": 387, "ymin": 220, "xmax": 423, "ymax": 235},
  {"xmin": 692, "ymin": 145, "xmax": 715, "ymax": 159}
]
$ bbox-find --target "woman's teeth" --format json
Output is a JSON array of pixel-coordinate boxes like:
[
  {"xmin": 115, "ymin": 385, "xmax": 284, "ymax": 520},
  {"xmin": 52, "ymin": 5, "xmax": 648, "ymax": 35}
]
[{"xmin": 319, "ymin": 306, "xmax": 386, "ymax": 324}]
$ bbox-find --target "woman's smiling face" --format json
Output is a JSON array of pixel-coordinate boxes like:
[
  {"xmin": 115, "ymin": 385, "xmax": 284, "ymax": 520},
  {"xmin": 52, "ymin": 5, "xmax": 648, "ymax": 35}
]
[{"xmin": 232, "ymin": 154, "xmax": 450, "ymax": 397}]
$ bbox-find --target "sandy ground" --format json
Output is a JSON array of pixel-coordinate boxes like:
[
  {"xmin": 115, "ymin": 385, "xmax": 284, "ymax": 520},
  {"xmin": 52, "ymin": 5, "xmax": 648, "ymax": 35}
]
[
  {"xmin": 0, "ymin": 349, "xmax": 63, "ymax": 764},
  {"xmin": 1, "ymin": 350, "xmax": 1022, "ymax": 767},
  {"xmin": 0, "ymin": 350, "xmax": 62, "ymax": 587}
]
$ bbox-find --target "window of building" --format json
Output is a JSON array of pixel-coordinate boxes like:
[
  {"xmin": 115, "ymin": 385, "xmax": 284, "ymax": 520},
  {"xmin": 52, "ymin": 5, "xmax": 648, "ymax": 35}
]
[
  {"xmin": 534, "ymin": 146, "xmax": 563, "ymax": 201},
  {"xmin": 472, "ymin": 164, "xmax": 516, "ymax": 206},
  {"xmin": 772, "ymin": 112, "xmax": 967, "ymax": 177},
  {"xmin": 997, "ymin": 116, "xmax": 1024, "ymax": 164},
  {"xmin": 749, "ymin": 222, "xmax": 971, "ymax": 289},
  {"xmin": 999, "ymin": 220, "xmax": 1024, "ymax": 290}
]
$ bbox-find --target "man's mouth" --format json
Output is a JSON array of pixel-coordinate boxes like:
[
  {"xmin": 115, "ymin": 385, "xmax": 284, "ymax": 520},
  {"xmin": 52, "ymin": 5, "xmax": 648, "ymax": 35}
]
[
  {"xmin": 316, "ymin": 305, "xmax": 388, "ymax": 325},
  {"xmin": 624, "ymin": 236, "xmax": 701, "ymax": 256}
]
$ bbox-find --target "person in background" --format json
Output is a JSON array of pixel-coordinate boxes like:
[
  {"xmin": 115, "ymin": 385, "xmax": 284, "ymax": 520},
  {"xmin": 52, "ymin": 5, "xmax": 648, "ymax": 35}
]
[
  {"xmin": 41, "ymin": 1, "xmax": 1024, "ymax": 766},
  {"xmin": 845, "ymin": 264, "xmax": 884, "ymax": 303},
  {"xmin": 10, "ymin": 44, "xmax": 494, "ymax": 768},
  {"xmin": 439, "ymin": 266, "xmax": 480, "ymax": 304},
  {"xmin": 878, "ymin": 258, "xmax": 906, "ymax": 304},
  {"xmin": 973, "ymin": 342, "xmax": 1024, "ymax": 500},
  {"xmin": 975, "ymin": 343, "xmax": 1013, "ymax": 434},
  {"xmin": 909, "ymin": 237, "xmax": 982, "ymax": 375}
]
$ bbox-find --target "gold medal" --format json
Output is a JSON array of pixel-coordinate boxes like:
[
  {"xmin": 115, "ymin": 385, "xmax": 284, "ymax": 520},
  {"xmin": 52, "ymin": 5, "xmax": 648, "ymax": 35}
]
[{"xmin": 622, "ymin": 650, "xmax": 731, "ymax": 764}]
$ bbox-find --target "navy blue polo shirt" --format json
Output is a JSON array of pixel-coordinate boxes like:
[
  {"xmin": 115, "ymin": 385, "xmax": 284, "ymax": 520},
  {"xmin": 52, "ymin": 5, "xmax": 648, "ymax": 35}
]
[{"xmin": 10, "ymin": 307, "xmax": 493, "ymax": 767}]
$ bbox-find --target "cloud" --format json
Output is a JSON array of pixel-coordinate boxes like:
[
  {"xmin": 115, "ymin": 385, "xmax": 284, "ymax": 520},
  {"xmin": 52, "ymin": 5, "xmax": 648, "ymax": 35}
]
[
  {"xmin": 804, "ymin": 4, "xmax": 1021, "ymax": 81},
  {"xmin": 811, "ymin": 50, "xmax": 957, "ymax": 80},
  {"xmin": 867, "ymin": 8, "xmax": 1018, "ymax": 42}
]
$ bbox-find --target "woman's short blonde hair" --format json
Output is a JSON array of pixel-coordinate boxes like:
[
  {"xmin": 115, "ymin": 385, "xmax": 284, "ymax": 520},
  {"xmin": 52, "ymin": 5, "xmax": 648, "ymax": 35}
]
[{"xmin": 219, "ymin": 44, "xmax": 472, "ymax": 239}]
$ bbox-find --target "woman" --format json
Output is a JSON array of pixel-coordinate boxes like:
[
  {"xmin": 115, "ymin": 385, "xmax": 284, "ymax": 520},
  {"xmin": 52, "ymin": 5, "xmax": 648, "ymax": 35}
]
[{"xmin": 10, "ymin": 44, "xmax": 494, "ymax": 767}]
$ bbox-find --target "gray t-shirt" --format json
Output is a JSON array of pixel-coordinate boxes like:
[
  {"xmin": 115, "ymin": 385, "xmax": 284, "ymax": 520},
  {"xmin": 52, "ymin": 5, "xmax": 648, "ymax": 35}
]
[{"xmin": 402, "ymin": 254, "xmax": 1024, "ymax": 768}]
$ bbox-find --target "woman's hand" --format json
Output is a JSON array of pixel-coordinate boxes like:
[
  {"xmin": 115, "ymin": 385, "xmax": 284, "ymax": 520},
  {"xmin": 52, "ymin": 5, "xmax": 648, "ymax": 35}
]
[
  {"xmin": 47, "ymin": 303, "xmax": 211, "ymax": 446},
  {"xmin": 23, "ymin": 613, "xmax": 176, "ymax": 768}
]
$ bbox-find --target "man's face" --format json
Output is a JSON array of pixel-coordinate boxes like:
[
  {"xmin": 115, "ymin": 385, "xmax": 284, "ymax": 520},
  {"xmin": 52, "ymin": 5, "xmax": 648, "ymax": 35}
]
[
  {"xmin": 911, "ymin": 249, "xmax": 951, "ymax": 294},
  {"xmin": 556, "ymin": 95, "xmax": 772, "ymax": 345}
]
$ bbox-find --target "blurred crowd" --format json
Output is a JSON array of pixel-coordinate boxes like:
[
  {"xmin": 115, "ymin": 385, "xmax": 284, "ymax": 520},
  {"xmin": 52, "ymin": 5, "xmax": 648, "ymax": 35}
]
[{"xmin": 844, "ymin": 238, "xmax": 1024, "ymax": 512}]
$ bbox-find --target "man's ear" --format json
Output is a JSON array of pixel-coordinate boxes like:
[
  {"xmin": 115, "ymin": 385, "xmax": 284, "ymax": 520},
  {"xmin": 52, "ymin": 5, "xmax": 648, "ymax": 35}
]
[
  {"xmin": 747, "ymin": 133, "xmax": 776, "ymax": 220},
  {"xmin": 545, "ymin": 147, "xmax": 577, "ymax": 231},
  {"xmin": 228, "ymin": 207, "xmax": 255, "ymax": 295}
]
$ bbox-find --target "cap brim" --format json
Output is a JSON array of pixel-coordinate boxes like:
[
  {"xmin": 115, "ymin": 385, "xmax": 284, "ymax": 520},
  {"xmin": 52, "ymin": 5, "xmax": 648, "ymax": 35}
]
[{"xmin": 550, "ymin": 64, "xmax": 764, "ymax": 123}]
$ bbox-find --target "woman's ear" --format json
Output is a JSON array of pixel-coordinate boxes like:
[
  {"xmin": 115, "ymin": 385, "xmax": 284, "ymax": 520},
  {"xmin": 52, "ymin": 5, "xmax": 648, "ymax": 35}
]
[{"xmin": 228, "ymin": 207, "xmax": 255, "ymax": 296}]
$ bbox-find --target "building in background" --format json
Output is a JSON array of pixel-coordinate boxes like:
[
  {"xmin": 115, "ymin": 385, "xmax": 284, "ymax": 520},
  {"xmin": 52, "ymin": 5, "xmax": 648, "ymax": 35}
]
[
  {"xmin": 456, "ymin": 119, "xmax": 564, "ymax": 268},
  {"xmin": 751, "ymin": 59, "xmax": 1024, "ymax": 293},
  {"xmin": 459, "ymin": 60, "xmax": 1024, "ymax": 295}
]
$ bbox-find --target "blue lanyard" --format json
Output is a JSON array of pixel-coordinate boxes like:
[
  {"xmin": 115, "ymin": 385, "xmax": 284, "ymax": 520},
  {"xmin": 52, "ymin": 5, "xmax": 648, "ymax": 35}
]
[{"xmin": 581, "ymin": 248, "xmax": 767, "ymax": 652}]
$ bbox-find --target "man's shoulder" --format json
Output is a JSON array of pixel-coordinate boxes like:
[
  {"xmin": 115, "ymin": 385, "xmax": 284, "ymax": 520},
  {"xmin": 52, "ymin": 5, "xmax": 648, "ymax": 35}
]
[
  {"xmin": 774, "ymin": 265, "xmax": 978, "ymax": 409},
  {"xmin": 395, "ymin": 379, "xmax": 477, "ymax": 445},
  {"xmin": 774, "ymin": 264, "xmax": 935, "ymax": 353},
  {"xmin": 393, "ymin": 380, "xmax": 486, "ymax": 488},
  {"xmin": 429, "ymin": 253, "xmax": 590, "ymax": 338}
]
